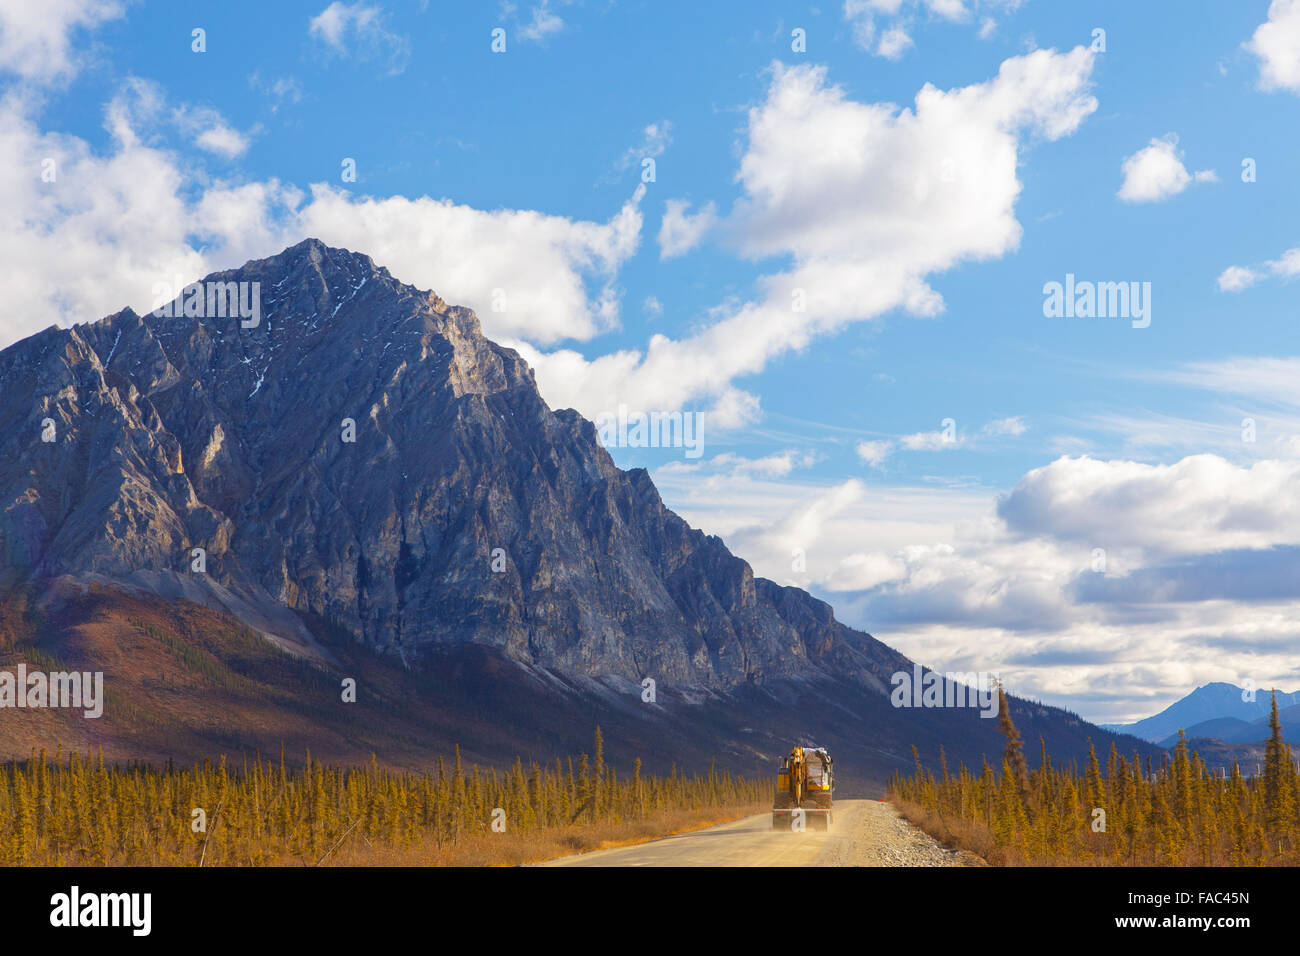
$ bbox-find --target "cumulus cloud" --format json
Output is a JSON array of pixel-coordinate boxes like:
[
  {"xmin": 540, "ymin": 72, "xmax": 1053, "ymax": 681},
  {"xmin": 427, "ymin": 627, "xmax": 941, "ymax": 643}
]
[
  {"xmin": 0, "ymin": 87, "xmax": 645, "ymax": 348},
  {"xmin": 652, "ymin": 352, "xmax": 1300, "ymax": 719},
  {"xmin": 297, "ymin": 184, "xmax": 645, "ymax": 344},
  {"xmin": 657, "ymin": 199, "xmax": 717, "ymax": 259},
  {"xmin": 1246, "ymin": 0, "xmax": 1300, "ymax": 93},
  {"xmin": 0, "ymin": 0, "xmax": 124, "ymax": 85},
  {"xmin": 1117, "ymin": 136, "xmax": 1215, "ymax": 203},
  {"xmin": 522, "ymin": 48, "xmax": 1097, "ymax": 430},
  {"xmin": 665, "ymin": 449, "xmax": 1300, "ymax": 720},
  {"xmin": 1217, "ymin": 246, "xmax": 1300, "ymax": 292},
  {"xmin": 997, "ymin": 454, "xmax": 1300, "ymax": 556}
]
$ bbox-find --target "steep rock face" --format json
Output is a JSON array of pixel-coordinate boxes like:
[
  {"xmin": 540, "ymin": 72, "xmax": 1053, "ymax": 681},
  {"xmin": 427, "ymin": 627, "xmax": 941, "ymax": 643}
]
[{"xmin": 0, "ymin": 240, "xmax": 903, "ymax": 691}]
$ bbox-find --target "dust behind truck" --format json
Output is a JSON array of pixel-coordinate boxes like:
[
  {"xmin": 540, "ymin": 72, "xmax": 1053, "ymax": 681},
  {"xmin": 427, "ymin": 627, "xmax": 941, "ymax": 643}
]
[{"xmin": 772, "ymin": 746, "xmax": 833, "ymax": 830}]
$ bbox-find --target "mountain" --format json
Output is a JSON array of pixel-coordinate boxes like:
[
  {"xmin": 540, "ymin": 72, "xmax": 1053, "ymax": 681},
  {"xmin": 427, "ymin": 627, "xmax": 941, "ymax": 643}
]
[
  {"xmin": 1157, "ymin": 717, "xmax": 1258, "ymax": 748},
  {"xmin": 1158, "ymin": 703, "xmax": 1300, "ymax": 748},
  {"xmin": 0, "ymin": 239, "xmax": 1161, "ymax": 786},
  {"xmin": 1104, "ymin": 682, "xmax": 1300, "ymax": 744}
]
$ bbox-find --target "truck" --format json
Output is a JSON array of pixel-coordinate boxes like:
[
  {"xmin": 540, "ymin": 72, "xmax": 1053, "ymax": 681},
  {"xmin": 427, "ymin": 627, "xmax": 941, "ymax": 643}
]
[{"xmin": 772, "ymin": 745, "xmax": 833, "ymax": 830}]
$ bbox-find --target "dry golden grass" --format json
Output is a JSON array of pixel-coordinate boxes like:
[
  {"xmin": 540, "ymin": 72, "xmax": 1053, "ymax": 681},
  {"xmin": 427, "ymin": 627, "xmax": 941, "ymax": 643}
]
[
  {"xmin": 891, "ymin": 798, "xmax": 995, "ymax": 865},
  {"xmin": 297, "ymin": 803, "xmax": 769, "ymax": 867}
]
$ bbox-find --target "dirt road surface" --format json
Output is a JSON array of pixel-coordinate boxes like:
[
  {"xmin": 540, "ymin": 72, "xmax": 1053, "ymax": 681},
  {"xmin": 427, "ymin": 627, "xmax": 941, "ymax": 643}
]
[{"xmin": 539, "ymin": 799, "xmax": 971, "ymax": 867}]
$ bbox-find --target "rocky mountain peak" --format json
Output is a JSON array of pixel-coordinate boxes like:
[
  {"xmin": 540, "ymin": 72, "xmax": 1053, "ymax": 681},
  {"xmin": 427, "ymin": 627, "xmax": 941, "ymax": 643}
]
[{"xmin": 0, "ymin": 240, "xmax": 898, "ymax": 694}]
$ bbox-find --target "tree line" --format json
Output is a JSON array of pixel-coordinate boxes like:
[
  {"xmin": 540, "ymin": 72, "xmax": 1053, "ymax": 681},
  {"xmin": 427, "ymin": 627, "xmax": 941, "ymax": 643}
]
[
  {"xmin": 891, "ymin": 689, "xmax": 1298, "ymax": 865},
  {"xmin": 0, "ymin": 727, "xmax": 766, "ymax": 865}
]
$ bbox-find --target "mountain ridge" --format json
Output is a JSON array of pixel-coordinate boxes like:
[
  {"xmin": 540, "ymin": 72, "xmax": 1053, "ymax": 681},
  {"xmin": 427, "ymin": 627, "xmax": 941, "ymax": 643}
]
[
  {"xmin": 0, "ymin": 239, "xmax": 1162, "ymax": 782},
  {"xmin": 1102, "ymin": 681, "xmax": 1300, "ymax": 744}
]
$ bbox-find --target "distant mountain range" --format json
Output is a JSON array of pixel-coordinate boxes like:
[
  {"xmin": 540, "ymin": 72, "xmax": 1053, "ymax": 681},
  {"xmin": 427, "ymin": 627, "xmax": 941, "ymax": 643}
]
[
  {"xmin": 1102, "ymin": 682, "xmax": 1300, "ymax": 746},
  {"xmin": 0, "ymin": 239, "xmax": 1162, "ymax": 786}
]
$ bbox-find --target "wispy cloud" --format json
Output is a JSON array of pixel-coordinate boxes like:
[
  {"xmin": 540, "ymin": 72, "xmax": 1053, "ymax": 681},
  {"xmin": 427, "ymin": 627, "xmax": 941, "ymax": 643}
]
[
  {"xmin": 308, "ymin": 2, "xmax": 411, "ymax": 74},
  {"xmin": 1217, "ymin": 246, "xmax": 1300, "ymax": 292}
]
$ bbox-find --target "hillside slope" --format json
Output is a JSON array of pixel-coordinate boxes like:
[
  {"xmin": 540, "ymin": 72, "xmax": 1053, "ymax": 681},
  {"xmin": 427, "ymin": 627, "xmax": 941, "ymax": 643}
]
[{"xmin": 0, "ymin": 240, "xmax": 1161, "ymax": 784}]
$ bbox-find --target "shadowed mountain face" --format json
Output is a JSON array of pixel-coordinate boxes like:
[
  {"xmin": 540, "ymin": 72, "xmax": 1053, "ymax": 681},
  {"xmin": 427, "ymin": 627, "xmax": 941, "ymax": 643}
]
[
  {"xmin": 0, "ymin": 240, "xmax": 1159, "ymax": 782},
  {"xmin": 1103, "ymin": 682, "xmax": 1300, "ymax": 745}
]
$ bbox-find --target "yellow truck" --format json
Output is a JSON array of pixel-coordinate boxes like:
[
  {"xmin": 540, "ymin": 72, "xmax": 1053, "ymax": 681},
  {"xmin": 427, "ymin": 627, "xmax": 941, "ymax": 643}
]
[{"xmin": 772, "ymin": 746, "xmax": 833, "ymax": 830}]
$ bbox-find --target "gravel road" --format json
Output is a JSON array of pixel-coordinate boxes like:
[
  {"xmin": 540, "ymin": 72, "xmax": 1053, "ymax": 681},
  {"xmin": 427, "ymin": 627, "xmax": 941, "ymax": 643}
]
[
  {"xmin": 540, "ymin": 798, "xmax": 976, "ymax": 867},
  {"xmin": 814, "ymin": 799, "xmax": 971, "ymax": 866}
]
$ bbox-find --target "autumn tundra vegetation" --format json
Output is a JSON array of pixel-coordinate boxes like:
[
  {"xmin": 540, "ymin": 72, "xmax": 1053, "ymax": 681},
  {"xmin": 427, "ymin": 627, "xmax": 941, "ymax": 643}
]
[
  {"xmin": 892, "ymin": 689, "xmax": 1299, "ymax": 866},
  {"xmin": 0, "ymin": 728, "xmax": 767, "ymax": 866}
]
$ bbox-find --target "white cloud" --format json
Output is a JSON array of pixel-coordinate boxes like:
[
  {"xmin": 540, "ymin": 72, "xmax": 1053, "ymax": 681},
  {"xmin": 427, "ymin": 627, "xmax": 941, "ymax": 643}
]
[
  {"xmin": 725, "ymin": 479, "xmax": 870, "ymax": 570},
  {"xmin": 310, "ymin": 1, "xmax": 368, "ymax": 47},
  {"xmin": 522, "ymin": 4, "xmax": 564, "ymax": 42},
  {"xmin": 194, "ymin": 124, "xmax": 250, "ymax": 158},
  {"xmin": 501, "ymin": 1, "xmax": 564, "ymax": 43},
  {"xmin": 825, "ymin": 551, "xmax": 909, "ymax": 590},
  {"xmin": 0, "ymin": 89, "xmax": 646, "ymax": 349},
  {"xmin": 174, "ymin": 105, "xmax": 254, "ymax": 159},
  {"xmin": 1217, "ymin": 245, "xmax": 1300, "ymax": 292},
  {"xmin": 308, "ymin": 2, "xmax": 409, "ymax": 73},
  {"xmin": 662, "ymin": 450, "xmax": 820, "ymax": 481},
  {"xmin": 982, "ymin": 415, "xmax": 1026, "ymax": 437},
  {"xmin": 1216, "ymin": 265, "xmax": 1262, "ymax": 292},
  {"xmin": 843, "ymin": 0, "xmax": 1024, "ymax": 57},
  {"xmin": 855, "ymin": 417, "xmax": 1017, "ymax": 465},
  {"xmin": 0, "ymin": 0, "xmax": 124, "ymax": 85},
  {"xmin": 0, "ymin": 90, "xmax": 236, "ymax": 341},
  {"xmin": 856, "ymin": 439, "xmax": 894, "ymax": 467},
  {"xmin": 877, "ymin": 27, "xmax": 915, "ymax": 59},
  {"xmin": 523, "ymin": 48, "xmax": 1096, "ymax": 430},
  {"xmin": 1117, "ymin": 136, "xmax": 1214, "ymax": 203},
  {"xmin": 657, "ymin": 199, "xmax": 717, "ymax": 259},
  {"xmin": 248, "ymin": 73, "xmax": 304, "ymax": 114},
  {"xmin": 900, "ymin": 428, "xmax": 960, "ymax": 450},
  {"xmin": 1246, "ymin": 0, "xmax": 1300, "ymax": 94},
  {"xmin": 618, "ymin": 121, "xmax": 672, "ymax": 170},
  {"xmin": 998, "ymin": 454, "xmax": 1300, "ymax": 556},
  {"xmin": 297, "ymin": 184, "xmax": 645, "ymax": 344},
  {"xmin": 605, "ymin": 121, "xmax": 672, "ymax": 184},
  {"xmin": 1160, "ymin": 356, "xmax": 1300, "ymax": 410},
  {"xmin": 656, "ymin": 449, "xmax": 1300, "ymax": 720},
  {"xmin": 643, "ymin": 295, "xmax": 663, "ymax": 317}
]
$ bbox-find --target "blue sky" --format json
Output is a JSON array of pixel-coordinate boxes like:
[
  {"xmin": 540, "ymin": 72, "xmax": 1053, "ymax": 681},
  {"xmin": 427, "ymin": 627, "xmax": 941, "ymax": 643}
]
[{"xmin": 4, "ymin": 0, "xmax": 1300, "ymax": 722}]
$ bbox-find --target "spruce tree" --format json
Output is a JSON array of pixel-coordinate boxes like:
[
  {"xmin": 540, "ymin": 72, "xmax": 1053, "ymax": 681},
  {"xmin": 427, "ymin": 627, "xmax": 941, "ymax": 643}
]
[
  {"xmin": 996, "ymin": 685, "xmax": 1029, "ymax": 791},
  {"xmin": 1263, "ymin": 692, "xmax": 1295, "ymax": 849}
]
